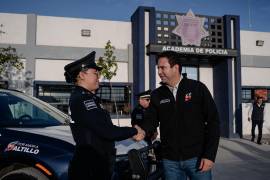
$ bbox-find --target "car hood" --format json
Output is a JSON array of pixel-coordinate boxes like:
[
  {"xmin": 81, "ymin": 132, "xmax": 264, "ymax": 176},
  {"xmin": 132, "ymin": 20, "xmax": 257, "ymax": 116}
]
[{"xmin": 8, "ymin": 126, "xmax": 147, "ymax": 155}]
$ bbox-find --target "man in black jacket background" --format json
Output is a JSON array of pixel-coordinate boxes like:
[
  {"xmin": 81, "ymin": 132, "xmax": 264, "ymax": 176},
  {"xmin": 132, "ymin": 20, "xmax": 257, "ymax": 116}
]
[
  {"xmin": 248, "ymin": 96, "xmax": 265, "ymax": 145},
  {"xmin": 142, "ymin": 51, "xmax": 220, "ymax": 180}
]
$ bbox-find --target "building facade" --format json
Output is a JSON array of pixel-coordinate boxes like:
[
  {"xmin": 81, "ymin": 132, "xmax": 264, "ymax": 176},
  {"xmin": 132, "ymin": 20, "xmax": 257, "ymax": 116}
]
[{"xmin": 0, "ymin": 6, "xmax": 269, "ymax": 138}]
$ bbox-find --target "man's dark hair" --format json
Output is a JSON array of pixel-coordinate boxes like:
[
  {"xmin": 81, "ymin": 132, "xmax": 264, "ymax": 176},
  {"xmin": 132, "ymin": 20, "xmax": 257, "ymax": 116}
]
[{"xmin": 157, "ymin": 51, "xmax": 182, "ymax": 74}]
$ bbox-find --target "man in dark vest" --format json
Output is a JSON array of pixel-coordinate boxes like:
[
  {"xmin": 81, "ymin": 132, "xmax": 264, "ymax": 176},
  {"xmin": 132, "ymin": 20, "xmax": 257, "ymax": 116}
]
[{"xmin": 248, "ymin": 96, "xmax": 265, "ymax": 145}]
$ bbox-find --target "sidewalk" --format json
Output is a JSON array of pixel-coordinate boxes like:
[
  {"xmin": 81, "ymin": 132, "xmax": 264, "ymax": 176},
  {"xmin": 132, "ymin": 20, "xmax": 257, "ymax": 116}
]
[
  {"xmin": 213, "ymin": 138, "xmax": 270, "ymax": 180},
  {"xmin": 243, "ymin": 134, "xmax": 270, "ymax": 145}
]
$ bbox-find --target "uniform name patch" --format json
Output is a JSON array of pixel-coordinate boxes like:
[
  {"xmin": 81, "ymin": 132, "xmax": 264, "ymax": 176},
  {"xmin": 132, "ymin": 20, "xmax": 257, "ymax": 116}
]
[
  {"xmin": 160, "ymin": 99, "xmax": 170, "ymax": 104},
  {"xmin": 84, "ymin": 99, "xmax": 97, "ymax": 110},
  {"xmin": 136, "ymin": 114, "xmax": 143, "ymax": 120}
]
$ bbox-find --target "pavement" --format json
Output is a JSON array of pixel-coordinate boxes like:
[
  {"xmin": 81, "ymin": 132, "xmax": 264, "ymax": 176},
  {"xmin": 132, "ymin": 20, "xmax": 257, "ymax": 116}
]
[
  {"xmin": 243, "ymin": 134, "xmax": 270, "ymax": 145},
  {"xmin": 213, "ymin": 137, "xmax": 270, "ymax": 180}
]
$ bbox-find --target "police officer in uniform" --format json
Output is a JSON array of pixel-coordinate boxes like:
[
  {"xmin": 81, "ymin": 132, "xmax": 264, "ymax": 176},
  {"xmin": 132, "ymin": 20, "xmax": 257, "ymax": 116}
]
[
  {"xmin": 64, "ymin": 51, "xmax": 145, "ymax": 180},
  {"xmin": 131, "ymin": 90, "xmax": 158, "ymax": 144},
  {"xmin": 248, "ymin": 96, "xmax": 265, "ymax": 145},
  {"xmin": 131, "ymin": 90, "xmax": 151, "ymax": 127}
]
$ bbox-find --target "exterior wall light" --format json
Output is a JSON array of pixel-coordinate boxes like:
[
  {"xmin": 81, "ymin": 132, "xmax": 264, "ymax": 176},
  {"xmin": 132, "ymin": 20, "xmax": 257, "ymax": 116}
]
[
  {"xmin": 81, "ymin": 29, "xmax": 91, "ymax": 37},
  {"xmin": 0, "ymin": 24, "xmax": 6, "ymax": 35},
  {"xmin": 256, "ymin": 40, "xmax": 264, "ymax": 46}
]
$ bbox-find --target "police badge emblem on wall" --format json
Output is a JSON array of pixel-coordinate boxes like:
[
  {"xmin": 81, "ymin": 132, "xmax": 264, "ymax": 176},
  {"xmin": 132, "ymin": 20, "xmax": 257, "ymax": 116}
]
[{"xmin": 172, "ymin": 9, "xmax": 209, "ymax": 46}]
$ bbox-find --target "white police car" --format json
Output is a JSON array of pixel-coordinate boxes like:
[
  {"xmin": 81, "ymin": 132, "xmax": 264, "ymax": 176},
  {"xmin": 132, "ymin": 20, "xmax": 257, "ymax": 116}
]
[{"xmin": 0, "ymin": 89, "xmax": 162, "ymax": 180}]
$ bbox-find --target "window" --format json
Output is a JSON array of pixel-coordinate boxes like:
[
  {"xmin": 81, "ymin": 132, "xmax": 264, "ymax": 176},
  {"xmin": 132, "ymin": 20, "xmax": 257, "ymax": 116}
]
[
  {"xmin": 36, "ymin": 84, "xmax": 72, "ymax": 113},
  {"xmin": 170, "ymin": 15, "xmax": 175, "ymax": 19},
  {"xmin": 96, "ymin": 84, "xmax": 131, "ymax": 117},
  {"xmin": 182, "ymin": 66, "xmax": 198, "ymax": 80},
  {"xmin": 164, "ymin": 34, "xmax": 169, "ymax": 38},
  {"xmin": 163, "ymin": 21, "xmax": 169, "ymax": 26},
  {"xmin": 163, "ymin": 14, "xmax": 168, "ymax": 19},
  {"xmin": 170, "ymin": 21, "xmax": 176, "ymax": 26},
  {"xmin": 242, "ymin": 89, "xmax": 252, "ymax": 102},
  {"xmin": 241, "ymin": 87, "xmax": 270, "ymax": 103},
  {"xmin": 34, "ymin": 82, "xmax": 132, "ymax": 117},
  {"xmin": 0, "ymin": 80, "xmax": 8, "ymax": 89},
  {"xmin": 0, "ymin": 91, "xmax": 64, "ymax": 127}
]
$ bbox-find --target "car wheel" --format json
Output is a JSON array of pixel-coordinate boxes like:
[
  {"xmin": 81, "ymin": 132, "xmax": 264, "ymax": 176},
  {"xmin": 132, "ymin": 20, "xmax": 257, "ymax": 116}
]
[{"xmin": 1, "ymin": 167, "xmax": 49, "ymax": 180}]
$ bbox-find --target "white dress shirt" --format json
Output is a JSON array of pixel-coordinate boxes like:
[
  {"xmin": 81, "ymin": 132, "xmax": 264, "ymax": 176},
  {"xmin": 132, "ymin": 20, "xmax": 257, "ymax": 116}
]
[{"xmin": 167, "ymin": 77, "xmax": 182, "ymax": 100}]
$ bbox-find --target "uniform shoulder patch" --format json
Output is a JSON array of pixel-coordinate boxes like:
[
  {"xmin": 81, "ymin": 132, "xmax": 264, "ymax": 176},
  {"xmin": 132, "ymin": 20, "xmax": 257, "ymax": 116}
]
[{"xmin": 83, "ymin": 99, "xmax": 97, "ymax": 110}]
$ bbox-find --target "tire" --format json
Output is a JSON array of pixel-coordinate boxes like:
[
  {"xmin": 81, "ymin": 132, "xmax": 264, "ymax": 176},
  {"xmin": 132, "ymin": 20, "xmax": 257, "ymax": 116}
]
[{"xmin": 0, "ymin": 167, "xmax": 49, "ymax": 180}]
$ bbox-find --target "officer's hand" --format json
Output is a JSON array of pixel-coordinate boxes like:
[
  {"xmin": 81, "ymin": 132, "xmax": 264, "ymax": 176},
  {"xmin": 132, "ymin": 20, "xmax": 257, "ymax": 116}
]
[
  {"xmin": 133, "ymin": 131, "xmax": 145, "ymax": 141},
  {"xmin": 133, "ymin": 125, "xmax": 145, "ymax": 141},
  {"xmin": 248, "ymin": 117, "xmax": 251, "ymax": 122},
  {"xmin": 199, "ymin": 158, "xmax": 214, "ymax": 172}
]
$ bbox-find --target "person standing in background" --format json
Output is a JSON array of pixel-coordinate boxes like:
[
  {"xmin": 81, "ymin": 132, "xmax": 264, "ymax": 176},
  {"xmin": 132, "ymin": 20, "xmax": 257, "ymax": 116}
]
[
  {"xmin": 131, "ymin": 90, "xmax": 158, "ymax": 144},
  {"xmin": 248, "ymin": 96, "xmax": 265, "ymax": 145}
]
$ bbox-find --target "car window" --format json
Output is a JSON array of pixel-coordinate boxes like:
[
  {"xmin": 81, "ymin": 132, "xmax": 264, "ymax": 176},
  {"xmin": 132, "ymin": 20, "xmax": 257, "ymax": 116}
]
[{"xmin": 0, "ymin": 91, "xmax": 64, "ymax": 127}]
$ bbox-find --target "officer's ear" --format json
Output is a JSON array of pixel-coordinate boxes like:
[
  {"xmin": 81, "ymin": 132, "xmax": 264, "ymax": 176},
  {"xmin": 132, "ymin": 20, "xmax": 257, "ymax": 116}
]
[{"xmin": 77, "ymin": 71, "xmax": 85, "ymax": 81}]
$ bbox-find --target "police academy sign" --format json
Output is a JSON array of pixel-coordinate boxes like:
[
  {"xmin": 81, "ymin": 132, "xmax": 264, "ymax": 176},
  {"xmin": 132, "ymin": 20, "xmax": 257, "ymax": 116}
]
[
  {"xmin": 147, "ymin": 45, "xmax": 238, "ymax": 57},
  {"xmin": 147, "ymin": 9, "xmax": 238, "ymax": 57}
]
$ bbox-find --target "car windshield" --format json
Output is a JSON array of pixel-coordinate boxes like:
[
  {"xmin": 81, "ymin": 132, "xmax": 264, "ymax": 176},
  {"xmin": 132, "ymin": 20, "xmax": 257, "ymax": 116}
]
[{"xmin": 0, "ymin": 90, "xmax": 70, "ymax": 127}]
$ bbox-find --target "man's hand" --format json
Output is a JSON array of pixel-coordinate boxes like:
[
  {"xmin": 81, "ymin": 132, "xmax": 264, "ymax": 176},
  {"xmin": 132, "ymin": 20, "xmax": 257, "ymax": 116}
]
[
  {"xmin": 248, "ymin": 117, "xmax": 251, "ymax": 122},
  {"xmin": 133, "ymin": 125, "xmax": 145, "ymax": 141},
  {"xmin": 199, "ymin": 158, "xmax": 214, "ymax": 172}
]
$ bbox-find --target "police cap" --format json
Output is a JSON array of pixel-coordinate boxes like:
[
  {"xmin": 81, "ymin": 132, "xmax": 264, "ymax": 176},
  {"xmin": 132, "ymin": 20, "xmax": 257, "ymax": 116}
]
[
  {"xmin": 136, "ymin": 90, "xmax": 151, "ymax": 99},
  {"xmin": 64, "ymin": 51, "xmax": 102, "ymax": 83}
]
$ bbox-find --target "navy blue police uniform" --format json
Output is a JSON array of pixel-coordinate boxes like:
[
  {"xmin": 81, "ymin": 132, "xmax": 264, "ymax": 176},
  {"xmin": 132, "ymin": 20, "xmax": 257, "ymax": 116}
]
[
  {"xmin": 64, "ymin": 51, "xmax": 137, "ymax": 180},
  {"xmin": 131, "ymin": 90, "xmax": 151, "ymax": 127},
  {"xmin": 131, "ymin": 90, "xmax": 157, "ymax": 144},
  {"xmin": 131, "ymin": 105, "xmax": 146, "ymax": 128}
]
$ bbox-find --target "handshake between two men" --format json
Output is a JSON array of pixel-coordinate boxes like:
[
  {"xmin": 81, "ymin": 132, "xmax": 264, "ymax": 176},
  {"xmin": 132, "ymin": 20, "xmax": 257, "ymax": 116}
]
[{"xmin": 133, "ymin": 125, "xmax": 146, "ymax": 141}]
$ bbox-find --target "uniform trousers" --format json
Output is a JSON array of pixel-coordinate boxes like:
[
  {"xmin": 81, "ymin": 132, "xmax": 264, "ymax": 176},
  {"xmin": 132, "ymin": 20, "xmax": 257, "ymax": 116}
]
[{"xmin": 68, "ymin": 146, "xmax": 115, "ymax": 180}]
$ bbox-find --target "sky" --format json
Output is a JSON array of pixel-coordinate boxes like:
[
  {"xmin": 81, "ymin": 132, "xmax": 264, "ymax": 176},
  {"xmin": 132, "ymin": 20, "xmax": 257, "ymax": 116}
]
[{"xmin": 1, "ymin": 0, "xmax": 270, "ymax": 32}]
